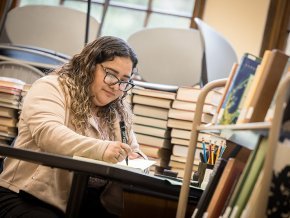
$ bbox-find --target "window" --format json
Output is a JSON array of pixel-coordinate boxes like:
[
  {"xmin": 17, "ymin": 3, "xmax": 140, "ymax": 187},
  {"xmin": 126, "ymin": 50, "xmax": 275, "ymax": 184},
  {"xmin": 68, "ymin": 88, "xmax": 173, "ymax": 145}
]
[{"xmin": 18, "ymin": 0, "xmax": 204, "ymax": 40}]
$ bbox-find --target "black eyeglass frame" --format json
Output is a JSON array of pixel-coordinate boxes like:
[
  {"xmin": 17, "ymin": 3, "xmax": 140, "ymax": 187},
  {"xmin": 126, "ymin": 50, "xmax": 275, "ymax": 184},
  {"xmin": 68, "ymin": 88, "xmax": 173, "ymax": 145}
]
[{"xmin": 100, "ymin": 64, "xmax": 135, "ymax": 92}]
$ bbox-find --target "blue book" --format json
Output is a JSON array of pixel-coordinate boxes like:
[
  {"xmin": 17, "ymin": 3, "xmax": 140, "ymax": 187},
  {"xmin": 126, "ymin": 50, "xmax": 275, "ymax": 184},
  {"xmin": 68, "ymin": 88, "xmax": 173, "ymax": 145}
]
[{"xmin": 218, "ymin": 53, "xmax": 261, "ymax": 125}]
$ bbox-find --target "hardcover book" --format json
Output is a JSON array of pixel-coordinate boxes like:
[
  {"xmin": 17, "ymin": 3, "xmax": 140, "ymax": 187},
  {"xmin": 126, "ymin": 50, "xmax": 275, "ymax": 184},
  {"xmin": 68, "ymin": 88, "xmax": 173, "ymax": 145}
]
[
  {"xmin": 139, "ymin": 144, "xmax": 171, "ymax": 159},
  {"xmin": 132, "ymin": 94, "xmax": 173, "ymax": 109},
  {"xmin": 133, "ymin": 124, "xmax": 171, "ymax": 139},
  {"xmin": 192, "ymin": 158, "xmax": 228, "ymax": 218},
  {"xmin": 0, "ymin": 106, "xmax": 18, "ymax": 118},
  {"xmin": 172, "ymin": 144, "xmax": 202, "ymax": 158},
  {"xmin": 172, "ymin": 99, "xmax": 217, "ymax": 114},
  {"xmin": 139, "ymin": 144, "xmax": 160, "ymax": 158},
  {"xmin": 131, "ymin": 86, "xmax": 176, "ymax": 100},
  {"xmin": 0, "ymin": 125, "xmax": 17, "ymax": 137},
  {"xmin": 135, "ymin": 133, "xmax": 172, "ymax": 149},
  {"xmin": 205, "ymin": 158, "xmax": 245, "ymax": 218},
  {"xmin": 218, "ymin": 53, "xmax": 261, "ymax": 125},
  {"xmin": 214, "ymin": 63, "xmax": 238, "ymax": 123},
  {"xmin": 0, "ymin": 117, "xmax": 18, "ymax": 127},
  {"xmin": 167, "ymin": 118, "xmax": 192, "ymax": 130},
  {"xmin": 222, "ymin": 139, "xmax": 260, "ymax": 217},
  {"xmin": 133, "ymin": 104, "xmax": 169, "ymax": 120},
  {"xmin": 229, "ymin": 137, "xmax": 268, "ymax": 218},
  {"xmin": 0, "ymin": 76, "xmax": 25, "ymax": 90},
  {"xmin": 133, "ymin": 115, "xmax": 168, "ymax": 129},
  {"xmin": 168, "ymin": 108, "xmax": 213, "ymax": 123},
  {"xmin": 237, "ymin": 49, "xmax": 289, "ymax": 123},
  {"xmin": 171, "ymin": 128, "xmax": 222, "ymax": 143},
  {"xmin": 176, "ymin": 86, "xmax": 223, "ymax": 106}
]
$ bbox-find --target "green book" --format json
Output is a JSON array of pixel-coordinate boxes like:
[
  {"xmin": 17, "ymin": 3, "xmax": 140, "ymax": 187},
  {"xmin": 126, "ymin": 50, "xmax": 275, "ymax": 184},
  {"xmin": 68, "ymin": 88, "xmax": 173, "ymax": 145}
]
[
  {"xmin": 229, "ymin": 137, "xmax": 268, "ymax": 218},
  {"xmin": 221, "ymin": 137, "xmax": 261, "ymax": 217}
]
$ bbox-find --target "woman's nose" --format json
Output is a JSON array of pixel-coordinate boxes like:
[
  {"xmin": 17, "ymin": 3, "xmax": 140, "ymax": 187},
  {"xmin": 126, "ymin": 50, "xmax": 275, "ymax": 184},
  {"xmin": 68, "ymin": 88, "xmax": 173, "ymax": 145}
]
[{"xmin": 109, "ymin": 82, "xmax": 120, "ymax": 91}]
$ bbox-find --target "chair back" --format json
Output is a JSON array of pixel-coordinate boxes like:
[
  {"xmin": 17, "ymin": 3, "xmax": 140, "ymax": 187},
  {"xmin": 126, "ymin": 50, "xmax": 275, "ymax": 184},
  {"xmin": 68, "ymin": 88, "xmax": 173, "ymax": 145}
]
[
  {"xmin": 4, "ymin": 5, "xmax": 99, "ymax": 57},
  {"xmin": 0, "ymin": 61, "xmax": 44, "ymax": 84},
  {"xmin": 194, "ymin": 18, "xmax": 238, "ymax": 84},
  {"xmin": 127, "ymin": 27, "xmax": 203, "ymax": 86},
  {"xmin": 0, "ymin": 44, "xmax": 68, "ymax": 72}
]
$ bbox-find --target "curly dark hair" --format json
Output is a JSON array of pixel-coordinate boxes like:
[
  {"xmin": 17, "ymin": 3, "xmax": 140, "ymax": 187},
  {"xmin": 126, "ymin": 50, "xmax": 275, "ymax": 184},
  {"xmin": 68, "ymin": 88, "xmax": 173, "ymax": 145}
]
[{"xmin": 56, "ymin": 36, "xmax": 138, "ymax": 139}]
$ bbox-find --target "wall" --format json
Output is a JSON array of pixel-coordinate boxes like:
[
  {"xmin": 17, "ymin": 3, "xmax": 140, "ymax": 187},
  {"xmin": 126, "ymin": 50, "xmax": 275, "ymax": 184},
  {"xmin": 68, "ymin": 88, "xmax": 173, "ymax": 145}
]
[{"xmin": 203, "ymin": 0, "xmax": 270, "ymax": 60}]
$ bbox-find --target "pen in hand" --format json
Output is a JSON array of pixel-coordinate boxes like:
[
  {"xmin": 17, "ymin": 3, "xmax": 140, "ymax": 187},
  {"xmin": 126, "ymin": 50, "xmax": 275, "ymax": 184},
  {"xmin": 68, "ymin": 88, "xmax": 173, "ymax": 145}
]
[{"xmin": 119, "ymin": 121, "xmax": 128, "ymax": 165}]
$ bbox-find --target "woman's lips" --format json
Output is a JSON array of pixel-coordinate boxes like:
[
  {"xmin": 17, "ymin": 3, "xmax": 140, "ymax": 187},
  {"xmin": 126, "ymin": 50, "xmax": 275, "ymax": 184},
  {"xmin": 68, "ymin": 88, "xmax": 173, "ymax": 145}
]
[{"xmin": 103, "ymin": 89, "xmax": 115, "ymax": 97}]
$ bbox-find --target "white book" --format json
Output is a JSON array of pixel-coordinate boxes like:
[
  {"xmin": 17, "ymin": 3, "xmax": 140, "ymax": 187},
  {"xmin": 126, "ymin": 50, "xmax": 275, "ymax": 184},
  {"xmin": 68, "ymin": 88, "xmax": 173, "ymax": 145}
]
[
  {"xmin": 172, "ymin": 144, "xmax": 202, "ymax": 158},
  {"xmin": 135, "ymin": 133, "xmax": 172, "ymax": 149},
  {"xmin": 132, "ymin": 94, "xmax": 172, "ymax": 109},
  {"xmin": 133, "ymin": 104, "xmax": 169, "ymax": 120},
  {"xmin": 133, "ymin": 124, "xmax": 171, "ymax": 139},
  {"xmin": 73, "ymin": 155, "xmax": 155, "ymax": 172},
  {"xmin": 172, "ymin": 99, "xmax": 217, "ymax": 114},
  {"xmin": 133, "ymin": 115, "xmax": 168, "ymax": 129}
]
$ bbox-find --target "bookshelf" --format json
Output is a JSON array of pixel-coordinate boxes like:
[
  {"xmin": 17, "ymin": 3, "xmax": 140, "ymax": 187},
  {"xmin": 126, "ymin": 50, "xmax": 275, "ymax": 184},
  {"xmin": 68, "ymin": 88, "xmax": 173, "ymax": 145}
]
[{"xmin": 176, "ymin": 73, "xmax": 290, "ymax": 218}]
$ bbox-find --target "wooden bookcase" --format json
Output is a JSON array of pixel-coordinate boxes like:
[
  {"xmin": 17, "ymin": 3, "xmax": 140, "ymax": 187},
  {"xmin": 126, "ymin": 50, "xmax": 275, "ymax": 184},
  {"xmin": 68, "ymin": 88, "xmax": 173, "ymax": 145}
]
[{"xmin": 176, "ymin": 73, "xmax": 290, "ymax": 218}]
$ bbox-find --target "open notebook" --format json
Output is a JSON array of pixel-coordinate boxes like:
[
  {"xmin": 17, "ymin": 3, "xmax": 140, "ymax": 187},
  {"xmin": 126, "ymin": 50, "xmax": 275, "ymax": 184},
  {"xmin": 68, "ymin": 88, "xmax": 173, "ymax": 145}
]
[{"xmin": 73, "ymin": 156, "xmax": 155, "ymax": 173}]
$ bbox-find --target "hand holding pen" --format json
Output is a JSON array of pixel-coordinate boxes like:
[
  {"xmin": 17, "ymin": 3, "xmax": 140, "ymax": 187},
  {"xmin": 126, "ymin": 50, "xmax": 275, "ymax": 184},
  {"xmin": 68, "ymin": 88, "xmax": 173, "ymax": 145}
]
[{"xmin": 102, "ymin": 141, "xmax": 131, "ymax": 163}]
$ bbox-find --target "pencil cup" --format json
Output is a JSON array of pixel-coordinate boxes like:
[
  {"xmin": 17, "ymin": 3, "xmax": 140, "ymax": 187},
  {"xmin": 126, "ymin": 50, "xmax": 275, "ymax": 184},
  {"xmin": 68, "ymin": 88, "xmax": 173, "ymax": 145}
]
[{"xmin": 196, "ymin": 162, "xmax": 214, "ymax": 189}]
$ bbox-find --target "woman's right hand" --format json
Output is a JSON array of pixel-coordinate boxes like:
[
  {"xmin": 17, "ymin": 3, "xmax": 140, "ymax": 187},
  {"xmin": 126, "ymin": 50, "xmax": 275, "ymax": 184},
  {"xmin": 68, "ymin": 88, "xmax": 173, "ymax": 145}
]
[{"xmin": 103, "ymin": 141, "xmax": 132, "ymax": 163}]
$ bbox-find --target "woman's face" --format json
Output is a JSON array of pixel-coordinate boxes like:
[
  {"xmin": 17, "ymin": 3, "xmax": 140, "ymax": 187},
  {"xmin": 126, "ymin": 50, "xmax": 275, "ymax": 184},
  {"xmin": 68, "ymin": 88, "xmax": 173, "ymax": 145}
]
[{"xmin": 90, "ymin": 56, "xmax": 133, "ymax": 107}]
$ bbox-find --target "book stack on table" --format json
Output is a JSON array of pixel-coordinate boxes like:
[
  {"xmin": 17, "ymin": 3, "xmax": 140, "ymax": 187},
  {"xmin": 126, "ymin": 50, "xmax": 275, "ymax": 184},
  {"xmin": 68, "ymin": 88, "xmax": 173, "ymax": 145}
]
[
  {"xmin": 0, "ymin": 77, "xmax": 28, "ymax": 147},
  {"xmin": 130, "ymin": 81, "xmax": 177, "ymax": 175},
  {"xmin": 168, "ymin": 85, "xmax": 224, "ymax": 178}
]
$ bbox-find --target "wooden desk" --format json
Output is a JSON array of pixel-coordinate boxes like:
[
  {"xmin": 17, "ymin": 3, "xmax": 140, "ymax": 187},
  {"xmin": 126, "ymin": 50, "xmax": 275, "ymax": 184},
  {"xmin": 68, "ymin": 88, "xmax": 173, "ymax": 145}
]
[
  {"xmin": 0, "ymin": 145, "xmax": 202, "ymax": 217},
  {"xmin": 121, "ymin": 191, "xmax": 196, "ymax": 218}
]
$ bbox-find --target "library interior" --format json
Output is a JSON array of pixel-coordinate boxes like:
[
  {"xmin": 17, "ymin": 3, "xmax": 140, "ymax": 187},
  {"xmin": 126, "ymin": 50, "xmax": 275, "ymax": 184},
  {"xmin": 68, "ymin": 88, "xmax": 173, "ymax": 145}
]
[{"xmin": 0, "ymin": 0, "xmax": 289, "ymax": 217}]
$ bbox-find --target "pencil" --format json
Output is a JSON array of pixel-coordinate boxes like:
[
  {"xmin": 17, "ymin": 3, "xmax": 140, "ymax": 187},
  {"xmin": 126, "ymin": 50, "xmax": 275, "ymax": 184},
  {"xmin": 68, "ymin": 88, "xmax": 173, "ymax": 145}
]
[{"xmin": 202, "ymin": 138, "xmax": 207, "ymax": 163}]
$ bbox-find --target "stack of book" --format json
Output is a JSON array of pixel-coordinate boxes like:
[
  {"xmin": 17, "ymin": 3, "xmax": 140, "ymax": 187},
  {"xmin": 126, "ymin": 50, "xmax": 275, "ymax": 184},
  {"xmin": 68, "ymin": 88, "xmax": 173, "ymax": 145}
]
[
  {"xmin": 167, "ymin": 85, "xmax": 224, "ymax": 178},
  {"xmin": 131, "ymin": 85, "xmax": 177, "ymax": 174},
  {"xmin": 0, "ymin": 77, "xmax": 25, "ymax": 146},
  {"xmin": 19, "ymin": 84, "xmax": 32, "ymax": 110}
]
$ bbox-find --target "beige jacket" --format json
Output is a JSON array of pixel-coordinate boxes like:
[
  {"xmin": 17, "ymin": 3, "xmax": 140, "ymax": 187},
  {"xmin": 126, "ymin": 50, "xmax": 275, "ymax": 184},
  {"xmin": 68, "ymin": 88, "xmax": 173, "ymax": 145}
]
[{"xmin": 0, "ymin": 75, "xmax": 140, "ymax": 212}]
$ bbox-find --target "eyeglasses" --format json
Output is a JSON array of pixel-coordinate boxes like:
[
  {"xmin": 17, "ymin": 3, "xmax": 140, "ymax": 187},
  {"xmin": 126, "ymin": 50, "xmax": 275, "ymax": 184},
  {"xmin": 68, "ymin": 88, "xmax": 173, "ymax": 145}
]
[{"xmin": 101, "ymin": 64, "xmax": 135, "ymax": 92}]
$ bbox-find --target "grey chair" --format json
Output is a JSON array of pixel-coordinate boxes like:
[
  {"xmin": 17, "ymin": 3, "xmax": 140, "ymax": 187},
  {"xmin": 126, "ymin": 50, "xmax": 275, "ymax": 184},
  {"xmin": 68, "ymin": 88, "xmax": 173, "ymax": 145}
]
[
  {"xmin": 0, "ymin": 44, "xmax": 69, "ymax": 72},
  {"xmin": 0, "ymin": 61, "xmax": 44, "ymax": 84},
  {"xmin": 4, "ymin": 5, "xmax": 100, "ymax": 57},
  {"xmin": 194, "ymin": 18, "xmax": 238, "ymax": 85},
  {"xmin": 127, "ymin": 27, "xmax": 203, "ymax": 86}
]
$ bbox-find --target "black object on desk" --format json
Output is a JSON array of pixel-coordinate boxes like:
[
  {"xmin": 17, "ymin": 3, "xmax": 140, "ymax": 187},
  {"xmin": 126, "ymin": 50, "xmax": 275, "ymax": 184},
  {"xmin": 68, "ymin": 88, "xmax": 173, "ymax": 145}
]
[
  {"xmin": 0, "ymin": 145, "xmax": 203, "ymax": 217},
  {"xmin": 119, "ymin": 120, "xmax": 128, "ymax": 165}
]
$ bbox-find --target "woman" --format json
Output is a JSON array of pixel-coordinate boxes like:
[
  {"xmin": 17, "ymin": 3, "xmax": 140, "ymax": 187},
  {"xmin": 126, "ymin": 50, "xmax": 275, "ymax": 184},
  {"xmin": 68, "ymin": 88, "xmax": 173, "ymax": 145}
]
[{"xmin": 0, "ymin": 36, "xmax": 145, "ymax": 217}]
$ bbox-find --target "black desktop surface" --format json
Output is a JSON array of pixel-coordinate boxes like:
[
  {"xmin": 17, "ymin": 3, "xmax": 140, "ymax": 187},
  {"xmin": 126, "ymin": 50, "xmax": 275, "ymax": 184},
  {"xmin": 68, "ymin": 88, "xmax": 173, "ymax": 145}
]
[{"xmin": 0, "ymin": 145, "xmax": 202, "ymax": 217}]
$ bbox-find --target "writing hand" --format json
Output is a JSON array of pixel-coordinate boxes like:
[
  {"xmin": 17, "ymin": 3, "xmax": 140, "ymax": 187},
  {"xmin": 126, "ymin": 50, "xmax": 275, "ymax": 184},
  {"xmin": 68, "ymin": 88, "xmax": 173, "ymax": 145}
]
[{"xmin": 103, "ymin": 141, "xmax": 132, "ymax": 163}]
